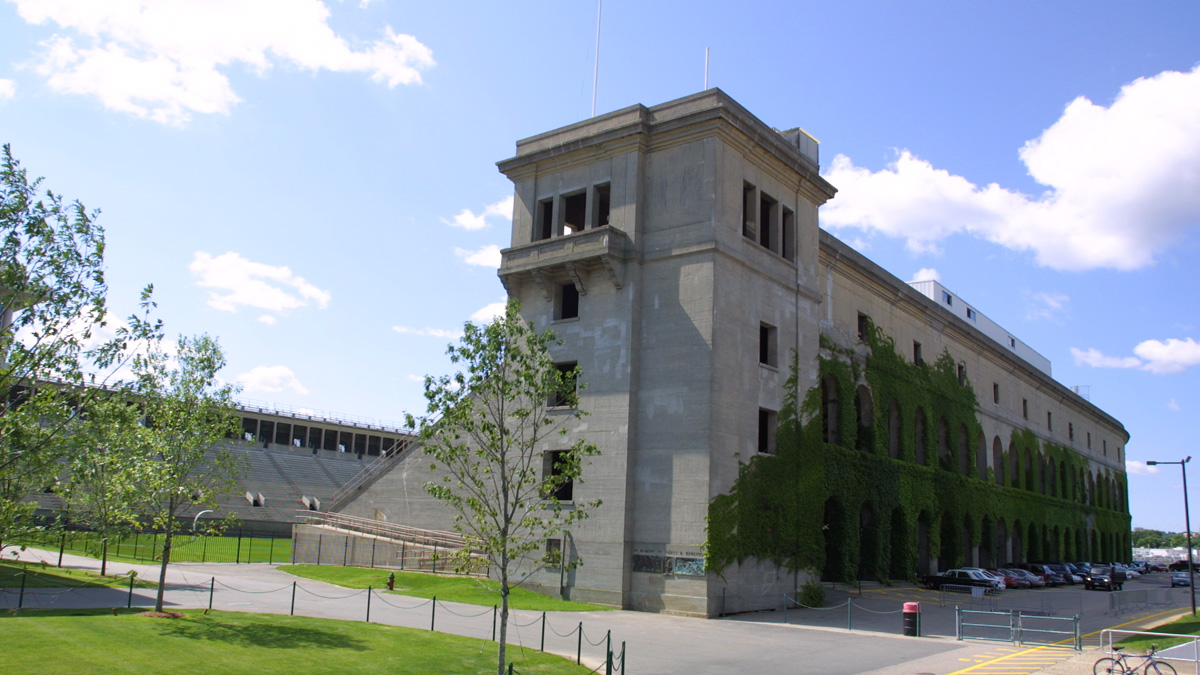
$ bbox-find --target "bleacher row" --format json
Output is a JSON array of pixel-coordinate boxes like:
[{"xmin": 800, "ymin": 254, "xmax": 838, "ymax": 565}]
[{"xmin": 211, "ymin": 441, "xmax": 369, "ymax": 525}]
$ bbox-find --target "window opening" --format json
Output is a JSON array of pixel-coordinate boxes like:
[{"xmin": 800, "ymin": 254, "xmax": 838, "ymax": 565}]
[
  {"xmin": 857, "ymin": 313, "xmax": 869, "ymax": 342},
  {"xmin": 544, "ymin": 451, "xmax": 574, "ymax": 501},
  {"xmin": 742, "ymin": 182, "xmax": 756, "ymax": 239},
  {"xmin": 563, "ymin": 192, "xmax": 586, "ymax": 233},
  {"xmin": 759, "ymin": 193, "xmax": 776, "ymax": 251},
  {"xmin": 1046, "ymin": 411, "xmax": 1053, "ymax": 432},
  {"xmin": 781, "ymin": 207, "xmax": 796, "ymax": 261},
  {"xmin": 1022, "ymin": 398, "xmax": 1029, "ymax": 420},
  {"xmin": 593, "ymin": 183, "xmax": 611, "ymax": 228},
  {"xmin": 1087, "ymin": 432, "xmax": 1092, "ymax": 449},
  {"xmin": 758, "ymin": 408, "xmax": 778, "ymax": 454},
  {"xmin": 550, "ymin": 362, "xmax": 578, "ymax": 408},
  {"xmin": 546, "ymin": 538, "xmax": 563, "ymax": 568},
  {"xmin": 966, "ymin": 308, "xmax": 977, "ymax": 321},
  {"xmin": 759, "ymin": 323, "xmax": 777, "ymax": 367},
  {"xmin": 993, "ymin": 383, "xmax": 1000, "ymax": 405},
  {"xmin": 556, "ymin": 283, "xmax": 579, "ymax": 320},
  {"xmin": 1068, "ymin": 423, "xmax": 1074, "ymax": 441},
  {"xmin": 535, "ymin": 198, "xmax": 554, "ymax": 241},
  {"xmin": 957, "ymin": 363, "xmax": 966, "ymax": 386},
  {"xmin": 942, "ymin": 290, "xmax": 953, "ymax": 306},
  {"xmin": 913, "ymin": 341, "xmax": 923, "ymax": 365},
  {"xmin": 1008, "ymin": 336, "xmax": 1016, "ymax": 348}
]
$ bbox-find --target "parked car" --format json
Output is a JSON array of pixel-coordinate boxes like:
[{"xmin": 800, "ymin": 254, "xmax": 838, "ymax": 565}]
[
  {"xmin": 921, "ymin": 569, "xmax": 1004, "ymax": 593},
  {"xmin": 1044, "ymin": 563, "xmax": 1078, "ymax": 585},
  {"xmin": 995, "ymin": 568, "xmax": 1030, "ymax": 589},
  {"xmin": 1172, "ymin": 572, "xmax": 1191, "ymax": 587},
  {"xmin": 986, "ymin": 569, "xmax": 1019, "ymax": 589},
  {"xmin": 1005, "ymin": 568, "xmax": 1046, "ymax": 588},
  {"xmin": 1085, "ymin": 566, "xmax": 1125, "ymax": 591}
]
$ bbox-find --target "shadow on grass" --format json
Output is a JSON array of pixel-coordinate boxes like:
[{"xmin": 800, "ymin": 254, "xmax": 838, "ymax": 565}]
[{"xmin": 149, "ymin": 614, "xmax": 370, "ymax": 651}]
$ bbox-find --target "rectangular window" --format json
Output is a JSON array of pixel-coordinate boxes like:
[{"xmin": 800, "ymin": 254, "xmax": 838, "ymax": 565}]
[
  {"xmin": 966, "ymin": 308, "xmax": 977, "ymax": 321},
  {"xmin": 536, "ymin": 199, "xmax": 554, "ymax": 241},
  {"xmin": 562, "ymin": 192, "xmax": 586, "ymax": 233},
  {"xmin": 555, "ymin": 283, "xmax": 579, "ymax": 320},
  {"xmin": 1009, "ymin": 336, "xmax": 1016, "ymax": 348},
  {"xmin": 1069, "ymin": 423, "xmax": 1074, "ymax": 441},
  {"xmin": 781, "ymin": 206, "xmax": 796, "ymax": 262},
  {"xmin": 758, "ymin": 408, "xmax": 778, "ymax": 454},
  {"xmin": 1087, "ymin": 432, "xmax": 1092, "ymax": 449},
  {"xmin": 1047, "ymin": 411, "xmax": 1053, "ymax": 432},
  {"xmin": 550, "ymin": 362, "xmax": 578, "ymax": 408},
  {"xmin": 942, "ymin": 290, "xmax": 953, "ymax": 306},
  {"xmin": 857, "ymin": 313, "xmax": 869, "ymax": 342},
  {"xmin": 1022, "ymin": 398, "xmax": 1029, "ymax": 420},
  {"xmin": 742, "ymin": 182, "xmax": 756, "ymax": 239},
  {"xmin": 545, "ymin": 538, "xmax": 563, "ymax": 568},
  {"xmin": 1103, "ymin": 440, "xmax": 1107, "ymax": 456},
  {"xmin": 913, "ymin": 341, "xmax": 923, "ymax": 366},
  {"xmin": 544, "ymin": 451, "xmax": 574, "ymax": 501},
  {"xmin": 957, "ymin": 363, "xmax": 966, "ymax": 385},
  {"xmin": 593, "ymin": 183, "xmax": 611, "ymax": 228},
  {"xmin": 274, "ymin": 423, "xmax": 291, "ymax": 446},
  {"xmin": 759, "ymin": 323, "xmax": 778, "ymax": 367},
  {"xmin": 759, "ymin": 193, "xmax": 777, "ymax": 251},
  {"xmin": 992, "ymin": 383, "xmax": 1000, "ymax": 405}
]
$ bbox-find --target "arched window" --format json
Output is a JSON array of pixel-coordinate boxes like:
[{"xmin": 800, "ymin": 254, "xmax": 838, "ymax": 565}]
[
  {"xmin": 914, "ymin": 408, "xmax": 927, "ymax": 465},
  {"xmin": 855, "ymin": 385, "xmax": 873, "ymax": 452},
  {"xmin": 887, "ymin": 399, "xmax": 900, "ymax": 459},
  {"xmin": 821, "ymin": 374, "xmax": 840, "ymax": 445},
  {"xmin": 992, "ymin": 436, "xmax": 1004, "ymax": 485}
]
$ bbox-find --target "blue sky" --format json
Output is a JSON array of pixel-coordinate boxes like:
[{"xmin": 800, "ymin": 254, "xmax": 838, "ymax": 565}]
[{"xmin": 1, "ymin": 1, "xmax": 1198, "ymax": 533}]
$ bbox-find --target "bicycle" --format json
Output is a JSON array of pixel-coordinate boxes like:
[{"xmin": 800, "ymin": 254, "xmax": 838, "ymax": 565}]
[{"xmin": 1094, "ymin": 644, "xmax": 1178, "ymax": 675}]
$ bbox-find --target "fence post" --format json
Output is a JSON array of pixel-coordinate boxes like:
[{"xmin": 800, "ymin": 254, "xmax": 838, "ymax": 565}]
[
  {"xmin": 290, "ymin": 581, "xmax": 297, "ymax": 616},
  {"xmin": 18, "ymin": 572, "xmax": 26, "ymax": 609},
  {"xmin": 317, "ymin": 535, "xmax": 323, "ymax": 565},
  {"xmin": 209, "ymin": 577, "xmax": 215, "ymax": 611},
  {"xmin": 268, "ymin": 536, "xmax": 274, "ymax": 565},
  {"xmin": 783, "ymin": 594, "xmax": 788, "ymax": 624},
  {"xmin": 235, "ymin": 533, "xmax": 242, "ymax": 565},
  {"xmin": 433, "ymin": 543, "xmax": 438, "ymax": 574},
  {"xmin": 127, "ymin": 573, "xmax": 135, "ymax": 608},
  {"xmin": 620, "ymin": 641, "xmax": 626, "ymax": 674},
  {"xmin": 401, "ymin": 541, "xmax": 406, "ymax": 570},
  {"xmin": 366, "ymin": 586, "xmax": 371, "ymax": 623},
  {"xmin": 1074, "ymin": 615, "xmax": 1082, "ymax": 651},
  {"xmin": 370, "ymin": 539, "xmax": 376, "ymax": 569},
  {"xmin": 431, "ymin": 596, "xmax": 436, "ymax": 631},
  {"xmin": 540, "ymin": 611, "xmax": 546, "ymax": 651},
  {"xmin": 955, "ymin": 606, "xmax": 962, "ymax": 640},
  {"xmin": 58, "ymin": 531, "xmax": 65, "ymax": 567},
  {"xmin": 202, "ymin": 536, "xmax": 207, "ymax": 563},
  {"xmin": 577, "ymin": 621, "xmax": 583, "ymax": 664},
  {"xmin": 247, "ymin": 535, "xmax": 254, "ymax": 563},
  {"xmin": 492, "ymin": 605, "xmax": 497, "ymax": 641},
  {"xmin": 343, "ymin": 537, "xmax": 349, "ymax": 567}
]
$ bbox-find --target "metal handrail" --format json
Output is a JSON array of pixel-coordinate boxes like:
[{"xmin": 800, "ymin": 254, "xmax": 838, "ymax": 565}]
[
  {"xmin": 300, "ymin": 511, "xmax": 468, "ymax": 551},
  {"xmin": 328, "ymin": 436, "xmax": 417, "ymax": 508}
]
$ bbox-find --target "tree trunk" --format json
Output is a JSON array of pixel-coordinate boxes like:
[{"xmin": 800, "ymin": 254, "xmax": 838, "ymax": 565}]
[
  {"xmin": 497, "ymin": 573, "xmax": 510, "ymax": 675},
  {"xmin": 155, "ymin": 506, "xmax": 174, "ymax": 613},
  {"xmin": 100, "ymin": 537, "xmax": 108, "ymax": 576}
]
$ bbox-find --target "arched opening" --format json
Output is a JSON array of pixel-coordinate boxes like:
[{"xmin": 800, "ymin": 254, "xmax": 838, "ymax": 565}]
[
  {"xmin": 1024, "ymin": 448, "xmax": 1034, "ymax": 491},
  {"xmin": 992, "ymin": 436, "xmax": 1004, "ymax": 485},
  {"xmin": 1046, "ymin": 460, "xmax": 1056, "ymax": 498},
  {"xmin": 917, "ymin": 513, "xmax": 932, "ymax": 575},
  {"xmin": 1039, "ymin": 454, "xmax": 1048, "ymax": 495},
  {"xmin": 1086, "ymin": 472, "xmax": 1095, "ymax": 506},
  {"xmin": 1011, "ymin": 520, "xmax": 1024, "ymax": 562},
  {"xmin": 914, "ymin": 408, "xmax": 927, "ymax": 466},
  {"xmin": 889, "ymin": 507, "xmax": 909, "ymax": 579},
  {"xmin": 980, "ymin": 517, "xmax": 995, "ymax": 568},
  {"xmin": 822, "ymin": 497, "xmax": 846, "ymax": 582},
  {"xmin": 821, "ymin": 374, "xmax": 840, "ymax": 446},
  {"xmin": 937, "ymin": 419, "xmax": 950, "ymax": 470},
  {"xmin": 855, "ymin": 385, "xmax": 874, "ymax": 452},
  {"xmin": 859, "ymin": 502, "xmax": 879, "ymax": 580},
  {"xmin": 996, "ymin": 519, "xmax": 1009, "ymax": 565},
  {"xmin": 977, "ymin": 431, "xmax": 988, "ymax": 481},
  {"xmin": 962, "ymin": 514, "xmax": 974, "ymax": 568},
  {"xmin": 1008, "ymin": 440, "xmax": 1019, "ymax": 488},
  {"xmin": 940, "ymin": 515, "xmax": 959, "ymax": 569},
  {"xmin": 959, "ymin": 424, "xmax": 970, "ymax": 475},
  {"xmin": 887, "ymin": 399, "xmax": 901, "ymax": 459}
]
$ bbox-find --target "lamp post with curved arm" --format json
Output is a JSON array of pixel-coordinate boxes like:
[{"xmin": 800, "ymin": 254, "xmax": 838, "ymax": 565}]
[{"xmin": 1147, "ymin": 457, "xmax": 1195, "ymax": 616}]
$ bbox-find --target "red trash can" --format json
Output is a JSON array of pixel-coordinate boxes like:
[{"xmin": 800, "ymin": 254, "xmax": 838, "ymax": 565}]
[{"xmin": 902, "ymin": 601, "xmax": 921, "ymax": 636}]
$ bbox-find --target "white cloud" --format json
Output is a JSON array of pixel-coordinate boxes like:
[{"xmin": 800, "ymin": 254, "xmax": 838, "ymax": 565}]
[
  {"xmin": 1125, "ymin": 461, "xmax": 1159, "ymax": 476},
  {"xmin": 190, "ymin": 251, "xmax": 331, "ymax": 317},
  {"xmin": 406, "ymin": 373, "xmax": 424, "ymax": 382},
  {"xmin": 257, "ymin": 314, "xmax": 276, "ymax": 325},
  {"xmin": 821, "ymin": 66, "xmax": 1200, "ymax": 271},
  {"xmin": 1026, "ymin": 291, "xmax": 1069, "ymax": 321},
  {"xmin": 1071, "ymin": 337, "xmax": 1200, "ymax": 375},
  {"xmin": 911, "ymin": 267, "xmax": 940, "ymax": 282},
  {"xmin": 1070, "ymin": 347, "xmax": 1142, "ymax": 370},
  {"xmin": 236, "ymin": 364, "xmax": 309, "ymax": 395},
  {"xmin": 443, "ymin": 196, "xmax": 514, "ymax": 231},
  {"xmin": 454, "ymin": 244, "xmax": 501, "ymax": 268},
  {"xmin": 470, "ymin": 301, "xmax": 507, "ymax": 324},
  {"xmin": 1168, "ymin": 398, "xmax": 1181, "ymax": 411},
  {"xmin": 13, "ymin": 0, "xmax": 434, "ymax": 125},
  {"xmin": 392, "ymin": 325, "xmax": 461, "ymax": 340},
  {"xmin": 1133, "ymin": 337, "xmax": 1200, "ymax": 374},
  {"xmin": 0, "ymin": 79, "xmax": 15, "ymax": 99}
]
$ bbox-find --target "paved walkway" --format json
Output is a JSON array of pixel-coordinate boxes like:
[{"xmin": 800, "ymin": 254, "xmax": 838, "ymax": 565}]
[{"xmin": 3, "ymin": 548, "xmax": 1192, "ymax": 675}]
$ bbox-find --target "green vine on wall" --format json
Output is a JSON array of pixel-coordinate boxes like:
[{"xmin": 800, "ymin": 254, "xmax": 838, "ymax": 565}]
[{"xmin": 706, "ymin": 318, "xmax": 1132, "ymax": 582}]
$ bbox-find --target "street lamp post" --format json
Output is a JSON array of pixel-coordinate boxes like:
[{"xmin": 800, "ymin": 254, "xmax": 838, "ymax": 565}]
[{"xmin": 1147, "ymin": 457, "xmax": 1195, "ymax": 616}]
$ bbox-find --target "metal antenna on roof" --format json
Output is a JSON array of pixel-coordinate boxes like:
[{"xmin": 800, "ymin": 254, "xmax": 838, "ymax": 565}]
[
  {"xmin": 705, "ymin": 47, "xmax": 710, "ymax": 89},
  {"xmin": 591, "ymin": 0, "xmax": 602, "ymax": 117}
]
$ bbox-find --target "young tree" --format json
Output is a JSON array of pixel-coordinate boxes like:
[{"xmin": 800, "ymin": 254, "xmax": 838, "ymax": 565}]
[
  {"xmin": 408, "ymin": 299, "xmax": 600, "ymax": 675},
  {"xmin": 0, "ymin": 144, "xmax": 159, "ymax": 552},
  {"xmin": 128, "ymin": 334, "xmax": 242, "ymax": 612}
]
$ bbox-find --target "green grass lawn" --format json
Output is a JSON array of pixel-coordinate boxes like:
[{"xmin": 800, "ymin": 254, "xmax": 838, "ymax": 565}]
[
  {"xmin": 15, "ymin": 531, "xmax": 292, "ymax": 564},
  {"xmin": 1117, "ymin": 611, "xmax": 1200, "ymax": 653},
  {"xmin": 279, "ymin": 565, "xmax": 609, "ymax": 612},
  {"xmin": 2, "ymin": 608, "xmax": 591, "ymax": 674},
  {"xmin": 0, "ymin": 560, "xmax": 154, "ymax": 589}
]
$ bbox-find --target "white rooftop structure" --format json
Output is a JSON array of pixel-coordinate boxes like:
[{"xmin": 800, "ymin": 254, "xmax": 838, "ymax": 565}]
[{"xmin": 907, "ymin": 279, "xmax": 1052, "ymax": 377}]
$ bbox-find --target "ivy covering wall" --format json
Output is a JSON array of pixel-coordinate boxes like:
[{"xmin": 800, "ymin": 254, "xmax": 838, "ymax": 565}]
[{"xmin": 706, "ymin": 321, "xmax": 1132, "ymax": 582}]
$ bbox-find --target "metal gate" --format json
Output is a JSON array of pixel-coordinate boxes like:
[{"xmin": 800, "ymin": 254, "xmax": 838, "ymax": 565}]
[{"xmin": 957, "ymin": 608, "xmax": 1082, "ymax": 650}]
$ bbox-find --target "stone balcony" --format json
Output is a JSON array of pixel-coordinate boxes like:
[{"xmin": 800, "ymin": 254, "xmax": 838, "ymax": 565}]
[{"xmin": 498, "ymin": 225, "xmax": 632, "ymax": 298}]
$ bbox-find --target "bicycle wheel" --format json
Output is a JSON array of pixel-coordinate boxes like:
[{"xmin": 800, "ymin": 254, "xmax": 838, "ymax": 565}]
[
  {"xmin": 1093, "ymin": 658, "xmax": 1127, "ymax": 675},
  {"xmin": 1147, "ymin": 661, "xmax": 1177, "ymax": 675}
]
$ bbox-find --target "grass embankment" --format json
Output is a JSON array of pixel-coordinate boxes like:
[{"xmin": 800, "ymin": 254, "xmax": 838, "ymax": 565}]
[
  {"xmin": 2, "ymin": 608, "xmax": 590, "ymax": 674},
  {"xmin": 279, "ymin": 565, "xmax": 609, "ymax": 612},
  {"xmin": 15, "ymin": 532, "xmax": 291, "ymax": 564},
  {"xmin": 0, "ymin": 560, "xmax": 155, "ymax": 589},
  {"xmin": 1117, "ymin": 612, "xmax": 1200, "ymax": 653}
]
